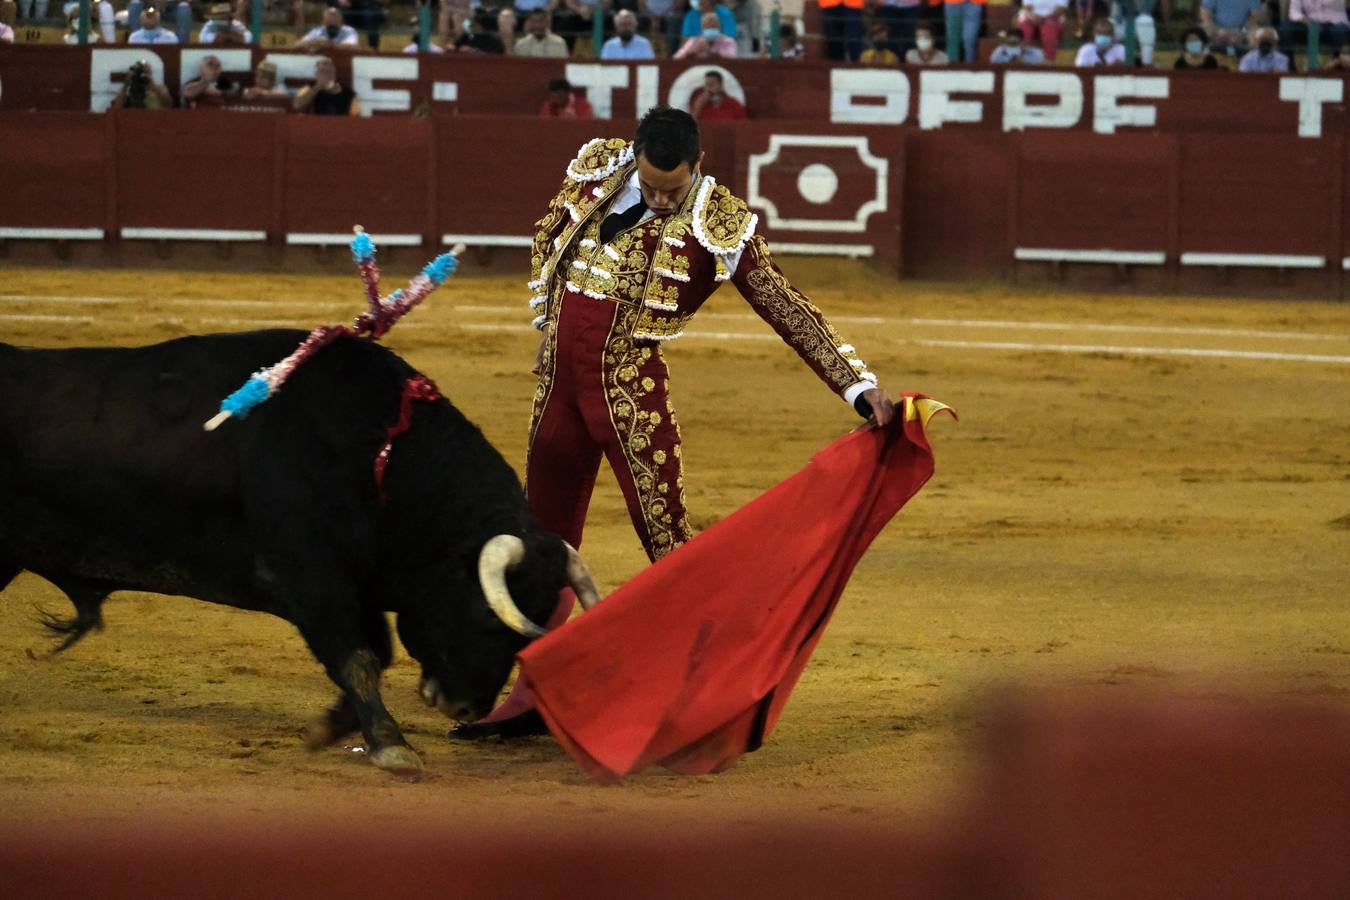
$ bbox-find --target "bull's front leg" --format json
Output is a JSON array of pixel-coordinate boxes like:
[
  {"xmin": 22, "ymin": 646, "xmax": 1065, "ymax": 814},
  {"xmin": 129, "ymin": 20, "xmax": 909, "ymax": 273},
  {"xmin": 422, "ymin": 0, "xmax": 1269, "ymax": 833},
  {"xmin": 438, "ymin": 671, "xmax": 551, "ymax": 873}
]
[
  {"xmin": 337, "ymin": 648, "xmax": 422, "ymax": 776},
  {"xmin": 298, "ymin": 624, "xmax": 421, "ymax": 777}
]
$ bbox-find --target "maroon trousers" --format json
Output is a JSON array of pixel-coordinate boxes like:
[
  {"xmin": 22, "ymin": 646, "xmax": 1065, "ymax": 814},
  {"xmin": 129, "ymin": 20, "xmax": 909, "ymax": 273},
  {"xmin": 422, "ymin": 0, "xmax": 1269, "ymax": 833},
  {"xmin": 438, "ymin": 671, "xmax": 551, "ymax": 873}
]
[{"xmin": 526, "ymin": 291, "xmax": 693, "ymax": 563}]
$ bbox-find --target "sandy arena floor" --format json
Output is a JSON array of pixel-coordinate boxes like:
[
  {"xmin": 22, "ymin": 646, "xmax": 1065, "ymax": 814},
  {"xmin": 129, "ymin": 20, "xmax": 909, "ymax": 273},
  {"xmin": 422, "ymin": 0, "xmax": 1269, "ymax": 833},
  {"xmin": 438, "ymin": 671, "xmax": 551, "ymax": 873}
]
[{"xmin": 1, "ymin": 261, "xmax": 1348, "ymax": 833}]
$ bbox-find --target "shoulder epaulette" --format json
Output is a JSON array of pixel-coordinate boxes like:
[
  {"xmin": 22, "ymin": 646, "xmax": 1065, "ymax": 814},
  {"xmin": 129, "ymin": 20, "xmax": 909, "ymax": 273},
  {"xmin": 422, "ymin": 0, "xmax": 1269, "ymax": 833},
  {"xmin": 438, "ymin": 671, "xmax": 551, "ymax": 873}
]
[
  {"xmin": 566, "ymin": 138, "xmax": 635, "ymax": 183},
  {"xmin": 691, "ymin": 177, "xmax": 758, "ymax": 257}
]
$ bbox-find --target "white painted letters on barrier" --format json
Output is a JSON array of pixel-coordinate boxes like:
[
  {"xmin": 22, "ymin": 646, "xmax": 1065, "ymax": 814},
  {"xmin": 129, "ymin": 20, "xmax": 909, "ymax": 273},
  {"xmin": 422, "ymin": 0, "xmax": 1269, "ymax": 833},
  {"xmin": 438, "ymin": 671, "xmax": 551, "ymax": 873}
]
[
  {"xmin": 1002, "ymin": 71, "xmax": 1083, "ymax": 132},
  {"xmin": 635, "ymin": 65, "xmax": 660, "ymax": 119},
  {"xmin": 565, "ymin": 63, "xmax": 629, "ymax": 119},
  {"xmin": 1279, "ymin": 77, "xmax": 1344, "ymax": 138},
  {"xmin": 351, "ymin": 56, "xmax": 417, "ymax": 116},
  {"xmin": 829, "ymin": 69, "xmax": 910, "ymax": 125},
  {"xmin": 1093, "ymin": 75, "xmax": 1169, "ymax": 134},
  {"xmin": 918, "ymin": 70, "xmax": 995, "ymax": 130}
]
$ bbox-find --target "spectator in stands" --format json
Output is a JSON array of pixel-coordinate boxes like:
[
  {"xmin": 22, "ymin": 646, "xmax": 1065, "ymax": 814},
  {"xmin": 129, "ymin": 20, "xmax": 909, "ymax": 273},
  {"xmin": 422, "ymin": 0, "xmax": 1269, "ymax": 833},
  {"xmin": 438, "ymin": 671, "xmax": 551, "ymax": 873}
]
[
  {"xmin": 819, "ymin": 0, "xmax": 863, "ymax": 60},
  {"xmin": 730, "ymin": 0, "xmax": 759, "ymax": 55},
  {"xmin": 182, "ymin": 54, "xmax": 239, "ymax": 106},
  {"xmin": 515, "ymin": 8, "xmax": 569, "ymax": 54},
  {"xmin": 602, "ymin": 9, "xmax": 656, "ymax": 56},
  {"xmin": 63, "ymin": 7, "xmax": 97, "ymax": 42},
  {"xmin": 160, "ymin": 0, "xmax": 192, "ymax": 42},
  {"xmin": 298, "ymin": 7, "xmax": 360, "ymax": 50},
  {"xmin": 683, "ymin": 0, "xmax": 734, "ymax": 41},
  {"xmin": 943, "ymin": 0, "xmax": 984, "ymax": 62},
  {"xmin": 905, "ymin": 22, "xmax": 950, "ymax": 62},
  {"xmin": 198, "ymin": 2, "xmax": 252, "ymax": 43},
  {"xmin": 1201, "ymin": 0, "xmax": 1265, "ymax": 54},
  {"xmin": 111, "ymin": 59, "xmax": 172, "ymax": 108},
  {"xmin": 514, "ymin": 0, "xmax": 559, "ymax": 26},
  {"xmin": 458, "ymin": 8, "xmax": 508, "ymax": 50},
  {"xmin": 0, "ymin": 21, "xmax": 12, "ymax": 43},
  {"xmin": 675, "ymin": 8, "xmax": 737, "ymax": 54},
  {"xmin": 690, "ymin": 69, "xmax": 747, "ymax": 120},
  {"xmin": 775, "ymin": 20, "xmax": 805, "ymax": 56},
  {"xmin": 539, "ymin": 77, "xmax": 594, "ymax": 117},
  {"xmin": 403, "ymin": 12, "xmax": 446, "ymax": 51},
  {"xmin": 1174, "ymin": 25, "xmax": 1220, "ymax": 66},
  {"xmin": 1282, "ymin": 0, "xmax": 1348, "ymax": 63},
  {"xmin": 860, "ymin": 22, "xmax": 901, "ymax": 62},
  {"xmin": 128, "ymin": 5, "xmax": 178, "ymax": 41},
  {"xmin": 645, "ymin": 0, "xmax": 686, "ymax": 56},
  {"xmin": 555, "ymin": 0, "xmax": 611, "ymax": 49},
  {"xmin": 1110, "ymin": 0, "xmax": 1157, "ymax": 64},
  {"xmin": 1019, "ymin": 0, "xmax": 1067, "ymax": 60},
  {"xmin": 294, "ymin": 56, "xmax": 360, "ymax": 115},
  {"xmin": 333, "ymin": 0, "xmax": 388, "ymax": 50},
  {"xmin": 873, "ymin": 0, "xmax": 925, "ymax": 58},
  {"xmin": 243, "ymin": 59, "xmax": 292, "ymax": 99},
  {"xmin": 1239, "ymin": 24, "xmax": 1291, "ymax": 67},
  {"xmin": 1328, "ymin": 40, "xmax": 1350, "ymax": 65},
  {"xmin": 989, "ymin": 27, "xmax": 1048, "ymax": 61},
  {"xmin": 497, "ymin": 7, "xmax": 517, "ymax": 51},
  {"xmin": 14, "ymin": 0, "xmax": 40, "ymax": 26},
  {"xmin": 1074, "ymin": 17, "xmax": 1125, "ymax": 63}
]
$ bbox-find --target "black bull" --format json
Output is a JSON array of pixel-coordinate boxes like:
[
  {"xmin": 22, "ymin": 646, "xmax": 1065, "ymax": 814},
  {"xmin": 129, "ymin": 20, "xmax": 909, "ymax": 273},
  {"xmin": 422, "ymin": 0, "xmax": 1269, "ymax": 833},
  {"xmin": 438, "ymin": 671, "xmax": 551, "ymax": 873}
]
[{"xmin": 0, "ymin": 330, "xmax": 575, "ymax": 774}]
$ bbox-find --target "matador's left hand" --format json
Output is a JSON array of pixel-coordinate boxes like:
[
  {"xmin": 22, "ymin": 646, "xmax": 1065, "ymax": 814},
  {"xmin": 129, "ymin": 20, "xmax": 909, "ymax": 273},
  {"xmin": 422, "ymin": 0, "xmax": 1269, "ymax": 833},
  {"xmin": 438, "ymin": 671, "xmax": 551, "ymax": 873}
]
[{"xmin": 860, "ymin": 387, "xmax": 895, "ymax": 429}]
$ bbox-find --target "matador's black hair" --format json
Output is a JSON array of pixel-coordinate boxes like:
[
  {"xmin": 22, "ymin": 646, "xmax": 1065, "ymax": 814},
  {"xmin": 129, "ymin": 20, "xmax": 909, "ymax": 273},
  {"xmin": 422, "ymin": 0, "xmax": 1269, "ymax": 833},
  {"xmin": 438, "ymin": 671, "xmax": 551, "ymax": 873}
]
[{"xmin": 633, "ymin": 106, "xmax": 701, "ymax": 172}]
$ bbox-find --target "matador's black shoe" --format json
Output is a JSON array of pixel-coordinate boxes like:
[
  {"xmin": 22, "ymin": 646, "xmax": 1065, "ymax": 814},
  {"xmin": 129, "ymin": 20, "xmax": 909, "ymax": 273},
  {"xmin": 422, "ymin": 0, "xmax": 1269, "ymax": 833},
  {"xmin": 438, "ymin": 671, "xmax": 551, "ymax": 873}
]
[{"xmin": 447, "ymin": 710, "xmax": 549, "ymax": 741}]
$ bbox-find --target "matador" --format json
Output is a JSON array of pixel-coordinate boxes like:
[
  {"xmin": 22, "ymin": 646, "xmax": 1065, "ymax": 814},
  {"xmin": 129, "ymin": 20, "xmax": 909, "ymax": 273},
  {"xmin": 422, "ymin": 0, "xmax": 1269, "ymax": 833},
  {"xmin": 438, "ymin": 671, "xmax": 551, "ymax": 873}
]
[{"xmin": 451, "ymin": 106, "xmax": 894, "ymax": 739}]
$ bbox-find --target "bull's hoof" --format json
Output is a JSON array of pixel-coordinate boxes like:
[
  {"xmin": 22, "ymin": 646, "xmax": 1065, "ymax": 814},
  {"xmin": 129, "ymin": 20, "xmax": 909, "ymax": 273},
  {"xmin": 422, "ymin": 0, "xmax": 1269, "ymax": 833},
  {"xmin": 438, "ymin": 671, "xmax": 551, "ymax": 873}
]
[
  {"xmin": 447, "ymin": 710, "xmax": 548, "ymax": 741},
  {"xmin": 370, "ymin": 744, "xmax": 423, "ymax": 778}
]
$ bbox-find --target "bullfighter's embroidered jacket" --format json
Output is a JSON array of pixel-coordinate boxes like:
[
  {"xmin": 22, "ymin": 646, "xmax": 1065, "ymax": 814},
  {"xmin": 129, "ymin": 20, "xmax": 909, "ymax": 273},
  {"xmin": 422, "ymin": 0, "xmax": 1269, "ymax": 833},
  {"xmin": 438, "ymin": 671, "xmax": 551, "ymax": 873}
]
[{"xmin": 526, "ymin": 137, "xmax": 878, "ymax": 404}]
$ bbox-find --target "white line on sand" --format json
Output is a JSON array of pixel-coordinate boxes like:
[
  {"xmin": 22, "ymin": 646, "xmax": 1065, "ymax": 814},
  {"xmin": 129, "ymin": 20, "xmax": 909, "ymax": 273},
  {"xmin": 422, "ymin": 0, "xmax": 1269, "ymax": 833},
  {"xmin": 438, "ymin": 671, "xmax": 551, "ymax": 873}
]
[{"xmin": 6, "ymin": 293, "xmax": 1346, "ymax": 343}]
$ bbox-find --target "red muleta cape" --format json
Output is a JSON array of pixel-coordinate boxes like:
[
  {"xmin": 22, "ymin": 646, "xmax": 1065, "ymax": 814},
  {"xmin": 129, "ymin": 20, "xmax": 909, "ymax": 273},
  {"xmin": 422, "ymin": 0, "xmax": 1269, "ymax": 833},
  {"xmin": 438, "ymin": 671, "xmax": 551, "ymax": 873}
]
[{"xmin": 517, "ymin": 394, "xmax": 954, "ymax": 783}]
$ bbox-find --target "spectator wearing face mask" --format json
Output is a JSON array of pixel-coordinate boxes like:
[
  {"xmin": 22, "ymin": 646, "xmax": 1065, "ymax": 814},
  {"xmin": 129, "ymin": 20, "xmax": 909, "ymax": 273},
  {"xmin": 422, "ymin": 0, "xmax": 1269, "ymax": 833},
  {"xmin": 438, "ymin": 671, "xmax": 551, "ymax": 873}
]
[
  {"xmin": 128, "ymin": 6, "xmax": 179, "ymax": 42},
  {"xmin": 1074, "ymin": 17, "xmax": 1125, "ymax": 64},
  {"xmin": 989, "ymin": 27, "xmax": 1048, "ymax": 61},
  {"xmin": 675, "ymin": 10, "xmax": 738, "ymax": 55},
  {"xmin": 860, "ymin": 22, "xmax": 900, "ymax": 62},
  {"xmin": 1239, "ymin": 25, "xmax": 1291, "ymax": 69},
  {"xmin": 1174, "ymin": 26, "xmax": 1220, "ymax": 67},
  {"xmin": 905, "ymin": 23, "xmax": 950, "ymax": 63},
  {"xmin": 690, "ymin": 69, "xmax": 747, "ymax": 120},
  {"xmin": 298, "ymin": 7, "xmax": 361, "ymax": 51}
]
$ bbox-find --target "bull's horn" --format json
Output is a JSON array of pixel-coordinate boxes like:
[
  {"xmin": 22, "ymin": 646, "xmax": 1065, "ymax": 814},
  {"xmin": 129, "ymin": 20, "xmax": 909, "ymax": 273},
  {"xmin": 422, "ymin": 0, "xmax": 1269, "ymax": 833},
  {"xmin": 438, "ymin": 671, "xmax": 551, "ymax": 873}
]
[
  {"xmin": 564, "ymin": 542, "xmax": 602, "ymax": 611},
  {"xmin": 478, "ymin": 535, "xmax": 546, "ymax": 638}
]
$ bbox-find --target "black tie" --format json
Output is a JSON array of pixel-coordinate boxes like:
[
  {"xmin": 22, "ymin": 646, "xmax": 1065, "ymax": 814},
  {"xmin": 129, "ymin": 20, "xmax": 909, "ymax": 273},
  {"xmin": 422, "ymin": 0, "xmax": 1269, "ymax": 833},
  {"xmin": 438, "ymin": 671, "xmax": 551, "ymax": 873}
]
[{"xmin": 599, "ymin": 199, "xmax": 648, "ymax": 245}]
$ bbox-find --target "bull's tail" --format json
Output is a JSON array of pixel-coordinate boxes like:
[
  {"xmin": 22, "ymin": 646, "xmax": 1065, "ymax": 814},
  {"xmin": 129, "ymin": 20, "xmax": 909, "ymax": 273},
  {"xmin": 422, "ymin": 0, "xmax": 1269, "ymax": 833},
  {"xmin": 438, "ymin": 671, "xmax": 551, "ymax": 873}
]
[{"xmin": 34, "ymin": 579, "xmax": 108, "ymax": 653}]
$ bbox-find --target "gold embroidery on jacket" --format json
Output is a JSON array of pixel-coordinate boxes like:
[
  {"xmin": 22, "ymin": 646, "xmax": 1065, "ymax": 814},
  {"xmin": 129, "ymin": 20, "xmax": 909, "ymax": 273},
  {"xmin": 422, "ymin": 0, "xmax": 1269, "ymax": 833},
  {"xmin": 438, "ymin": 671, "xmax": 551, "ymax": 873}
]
[{"xmin": 738, "ymin": 235, "xmax": 863, "ymax": 393}]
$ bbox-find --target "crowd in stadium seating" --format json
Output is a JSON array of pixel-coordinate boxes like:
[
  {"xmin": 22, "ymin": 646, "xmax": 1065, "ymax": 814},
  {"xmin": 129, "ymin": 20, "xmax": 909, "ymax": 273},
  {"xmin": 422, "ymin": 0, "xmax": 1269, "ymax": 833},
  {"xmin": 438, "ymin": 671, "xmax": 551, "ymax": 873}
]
[{"xmin": 4, "ymin": 0, "xmax": 1349, "ymax": 75}]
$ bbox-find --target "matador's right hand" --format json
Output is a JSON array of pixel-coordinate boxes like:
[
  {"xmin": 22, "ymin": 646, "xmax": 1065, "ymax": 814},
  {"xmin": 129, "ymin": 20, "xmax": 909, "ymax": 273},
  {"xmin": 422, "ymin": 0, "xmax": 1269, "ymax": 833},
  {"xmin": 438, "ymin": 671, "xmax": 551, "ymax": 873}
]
[{"xmin": 532, "ymin": 326, "xmax": 549, "ymax": 376}]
